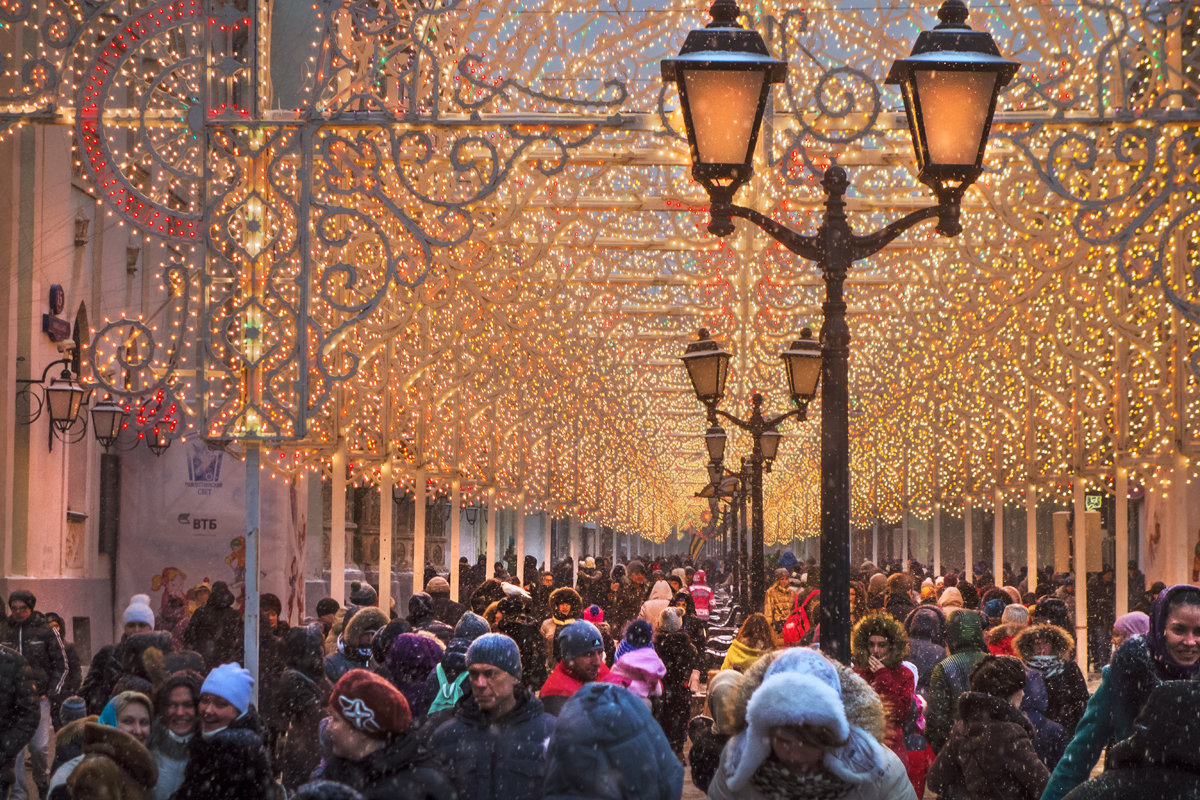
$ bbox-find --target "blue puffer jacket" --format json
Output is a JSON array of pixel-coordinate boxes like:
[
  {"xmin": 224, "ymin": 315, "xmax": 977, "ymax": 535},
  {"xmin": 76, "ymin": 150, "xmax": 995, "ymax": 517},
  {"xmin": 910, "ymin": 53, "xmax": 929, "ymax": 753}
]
[
  {"xmin": 422, "ymin": 686, "xmax": 554, "ymax": 800},
  {"xmin": 1022, "ymin": 668, "xmax": 1067, "ymax": 769},
  {"xmin": 1040, "ymin": 635, "xmax": 1172, "ymax": 800},
  {"xmin": 543, "ymin": 682, "xmax": 683, "ymax": 800}
]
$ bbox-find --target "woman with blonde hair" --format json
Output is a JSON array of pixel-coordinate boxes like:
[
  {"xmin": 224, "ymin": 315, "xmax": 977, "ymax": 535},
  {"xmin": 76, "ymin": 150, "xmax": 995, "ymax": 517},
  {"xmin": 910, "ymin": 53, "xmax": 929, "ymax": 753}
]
[{"xmin": 720, "ymin": 614, "xmax": 775, "ymax": 673}]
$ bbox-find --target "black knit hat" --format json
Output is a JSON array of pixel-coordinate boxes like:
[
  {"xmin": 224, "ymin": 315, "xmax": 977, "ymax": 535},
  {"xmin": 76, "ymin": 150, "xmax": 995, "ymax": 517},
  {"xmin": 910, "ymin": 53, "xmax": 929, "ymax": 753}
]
[{"xmin": 970, "ymin": 654, "xmax": 1026, "ymax": 699}]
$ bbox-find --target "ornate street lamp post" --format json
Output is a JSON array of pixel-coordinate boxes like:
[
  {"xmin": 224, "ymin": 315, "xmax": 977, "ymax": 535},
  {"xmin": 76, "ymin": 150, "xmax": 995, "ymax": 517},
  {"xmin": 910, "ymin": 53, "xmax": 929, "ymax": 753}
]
[
  {"xmin": 683, "ymin": 329, "xmax": 821, "ymax": 612},
  {"xmin": 664, "ymin": 0, "xmax": 1018, "ymax": 662}
]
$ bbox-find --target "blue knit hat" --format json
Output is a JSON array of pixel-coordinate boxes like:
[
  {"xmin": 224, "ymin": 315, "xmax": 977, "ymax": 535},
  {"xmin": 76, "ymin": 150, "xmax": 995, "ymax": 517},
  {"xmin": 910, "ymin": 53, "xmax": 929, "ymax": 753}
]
[
  {"xmin": 454, "ymin": 611, "xmax": 491, "ymax": 641},
  {"xmin": 201, "ymin": 662, "xmax": 254, "ymax": 713},
  {"xmin": 466, "ymin": 633, "xmax": 522, "ymax": 679},
  {"xmin": 558, "ymin": 620, "xmax": 603, "ymax": 661}
]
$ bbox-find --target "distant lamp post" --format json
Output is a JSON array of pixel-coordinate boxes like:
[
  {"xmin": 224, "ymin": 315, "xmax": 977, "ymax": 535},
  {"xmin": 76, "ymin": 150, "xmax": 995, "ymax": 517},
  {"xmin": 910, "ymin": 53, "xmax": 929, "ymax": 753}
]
[
  {"xmin": 682, "ymin": 329, "xmax": 819, "ymax": 611},
  {"xmin": 664, "ymin": 0, "xmax": 1018, "ymax": 663},
  {"xmin": 16, "ymin": 358, "xmax": 92, "ymax": 450},
  {"xmin": 147, "ymin": 428, "xmax": 172, "ymax": 457},
  {"xmin": 44, "ymin": 367, "xmax": 86, "ymax": 434}
]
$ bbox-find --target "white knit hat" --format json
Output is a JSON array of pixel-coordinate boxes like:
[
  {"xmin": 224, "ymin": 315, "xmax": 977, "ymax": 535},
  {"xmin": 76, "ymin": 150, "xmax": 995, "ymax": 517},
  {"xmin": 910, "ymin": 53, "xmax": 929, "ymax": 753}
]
[{"xmin": 123, "ymin": 594, "xmax": 155, "ymax": 627}]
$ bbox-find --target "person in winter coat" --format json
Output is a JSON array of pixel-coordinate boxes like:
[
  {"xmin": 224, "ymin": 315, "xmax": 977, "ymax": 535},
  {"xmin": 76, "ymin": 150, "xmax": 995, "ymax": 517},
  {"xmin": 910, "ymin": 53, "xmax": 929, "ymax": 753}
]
[
  {"xmin": 325, "ymin": 608, "xmax": 386, "ymax": 683},
  {"xmin": 689, "ymin": 669, "xmax": 743, "ymax": 792},
  {"xmin": 1058, "ymin": 681, "xmax": 1200, "ymax": 800},
  {"xmin": 653, "ymin": 608, "xmax": 697, "ymax": 756},
  {"xmin": 763, "ymin": 569, "xmax": 796, "ymax": 647},
  {"xmin": 321, "ymin": 669, "xmax": 454, "ymax": 800},
  {"xmin": 421, "ymin": 611, "xmax": 489, "ymax": 716},
  {"xmin": 927, "ymin": 655, "xmax": 1050, "ymax": 800},
  {"xmin": 540, "ymin": 621, "xmax": 610, "ymax": 715},
  {"xmin": 670, "ymin": 591, "xmax": 707, "ymax": 677},
  {"xmin": 851, "ymin": 612, "xmax": 916, "ymax": 789},
  {"xmin": 422, "ymin": 633, "xmax": 555, "ymax": 800},
  {"xmin": 49, "ymin": 690, "xmax": 155, "ymax": 798},
  {"xmin": 528, "ymin": 571, "xmax": 555, "ymax": 621},
  {"xmin": 540, "ymin": 586, "xmax": 584, "ymax": 669},
  {"xmin": 405, "ymin": 594, "xmax": 453, "ymax": 645},
  {"xmin": 926, "ymin": 610, "xmax": 989, "ymax": 751},
  {"xmin": 987, "ymin": 603, "xmax": 1030, "ymax": 656},
  {"xmin": 1012, "ymin": 623, "xmax": 1089, "ymax": 735},
  {"xmin": 81, "ymin": 629, "xmax": 175, "ymax": 718},
  {"xmin": 467, "ymin": 579, "xmax": 507, "ymax": 617},
  {"xmin": 149, "ymin": 671, "xmax": 201, "ymax": 800},
  {"xmin": 1041, "ymin": 584, "xmax": 1200, "ymax": 800},
  {"xmin": 43, "ymin": 613, "xmax": 83, "ymax": 706},
  {"xmin": 422, "ymin": 577, "xmax": 465, "ymax": 628},
  {"xmin": 492, "ymin": 595, "xmax": 547, "ymax": 692},
  {"xmin": 637, "ymin": 580, "xmax": 674, "ymax": 634},
  {"xmin": 903, "ymin": 606, "xmax": 946, "ymax": 699},
  {"xmin": 170, "ymin": 662, "xmax": 279, "ymax": 800},
  {"xmin": 603, "ymin": 632, "xmax": 667, "ymax": 708},
  {"xmin": 582, "ymin": 605, "xmax": 616, "ymax": 666},
  {"xmin": 1109, "ymin": 611, "xmax": 1149, "ymax": 652},
  {"xmin": 181, "ymin": 583, "xmax": 242, "ymax": 670},
  {"xmin": 0, "ymin": 644, "xmax": 39, "ymax": 800},
  {"xmin": 689, "ymin": 569, "xmax": 714, "ymax": 621},
  {"xmin": 721, "ymin": 613, "xmax": 774, "ymax": 673},
  {"xmin": 1020, "ymin": 668, "xmax": 1067, "ymax": 770},
  {"xmin": 543, "ymin": 682, "xmax": 683, "ymax": 800},
  {"xmin": 263, "ymin": 625, "xmax": 330, "ymax": 790},
  {"xmin": 937, "ymin": 586, "xmax": 964, "ymax": 613},
  {"xmin": 609, "ymin": 564, "xmax": 644, "ymax": 632},
  {"xmin": 707, "ymin": 647, "xmax": 916, "ymax": 800},
  {"xmin": 65, "ymin": 723, "xmax": 158, "ymax": 800},
  {"xmin": 1032, "ymin": 596, "xmax": 1073, "ymax": 631},
  {"xmin": 383, "ymin": 633, "xmax": 443, "ymax": 719},
  {"xmin": 883, "ymin": 573, "xmax": 917, "ymax": 623}
]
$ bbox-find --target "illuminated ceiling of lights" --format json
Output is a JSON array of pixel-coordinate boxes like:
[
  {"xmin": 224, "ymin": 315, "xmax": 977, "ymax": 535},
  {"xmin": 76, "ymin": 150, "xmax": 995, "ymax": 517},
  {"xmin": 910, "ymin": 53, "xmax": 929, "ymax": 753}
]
[{"xmin": 2, "ymin": 0, "xmax": 1197, "ymax": 543}]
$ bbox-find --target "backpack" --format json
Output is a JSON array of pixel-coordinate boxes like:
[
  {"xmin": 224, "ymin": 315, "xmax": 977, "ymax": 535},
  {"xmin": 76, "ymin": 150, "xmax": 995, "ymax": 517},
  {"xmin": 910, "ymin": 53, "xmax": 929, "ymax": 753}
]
[
  {"xmin": 427, "ymin": 663, "xmax": 468, "ymax": 714},
  {"xmin": 781, "ymin": 590, "xmax": 820, "ymax": 645}
]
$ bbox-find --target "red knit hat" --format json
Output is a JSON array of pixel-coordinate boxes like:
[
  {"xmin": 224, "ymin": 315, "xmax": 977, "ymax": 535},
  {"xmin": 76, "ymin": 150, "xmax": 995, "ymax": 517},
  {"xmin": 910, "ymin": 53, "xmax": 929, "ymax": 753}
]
[{"xmin": 330, "ymin": 669, "xmax": 411, "ymax": 738}]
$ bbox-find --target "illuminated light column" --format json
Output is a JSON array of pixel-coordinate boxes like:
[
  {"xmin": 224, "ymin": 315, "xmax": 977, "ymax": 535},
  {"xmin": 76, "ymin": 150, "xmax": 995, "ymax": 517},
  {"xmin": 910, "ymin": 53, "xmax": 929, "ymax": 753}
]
[
  {"xmin": 516, "ymin": 491, "xmax": 527, "ymax": 585},
  {"xmin": 1114, "ymin": 467, "xmax": 1128, "ymax": 616},
  {"xmin": 993, "ymin": 488, "xmax": 1003, "ymax": 585},
  {"xmin": 964, "ymin": 498, "xmax": 974, "ymax": 583},
  {"xmin": 933, "ymin": 501, "xmax": 942, "ymax": 575},
  {"xmin": 1026, "ymin": 485, "xmax": 1038, "ymax": 596},
  {"xmin": 1072, "ymin": 476, "xmax": 1088, "ymax": 669},
  {"xmin": 330, "ymin": 440, "xmax": 347, "ymax": 604},
  {"xmin": 485, "ymin": 487, "xmax": 498, "ymax": 581},
  {"xmin": 379, "ymin": 459, "xmax": 393, "ymax": 616},
  {"xmin": 413, "ymin": 467, "xmax": 426, "ymax": 593},
  {"xmin": 449, "ymin": 480, "xmax": 462, "ymax": 602}
]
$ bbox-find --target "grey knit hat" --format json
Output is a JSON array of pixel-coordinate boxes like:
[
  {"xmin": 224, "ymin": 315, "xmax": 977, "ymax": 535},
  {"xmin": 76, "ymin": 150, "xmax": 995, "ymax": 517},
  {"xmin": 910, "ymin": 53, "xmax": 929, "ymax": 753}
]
[{"xmin": 466, "ymin": 633, "xmax": 522, "ymax": 679}]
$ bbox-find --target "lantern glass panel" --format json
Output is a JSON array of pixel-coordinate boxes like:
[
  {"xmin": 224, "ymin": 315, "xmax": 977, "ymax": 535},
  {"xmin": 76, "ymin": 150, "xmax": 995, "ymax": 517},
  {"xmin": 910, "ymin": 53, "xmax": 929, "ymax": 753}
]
[
  {"xmin": 682, "ymin": 69, "xmax": 766, "ymax": 166},
  {"xmin": 913, "ymin": 69, "xmax": 997, "ymax": 167}
]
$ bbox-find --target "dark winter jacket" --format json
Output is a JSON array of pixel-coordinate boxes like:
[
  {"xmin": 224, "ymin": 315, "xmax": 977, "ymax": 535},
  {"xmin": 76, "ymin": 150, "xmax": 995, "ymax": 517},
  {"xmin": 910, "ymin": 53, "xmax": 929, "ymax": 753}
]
[
  {"xmin": 80, "ymin": 631, "xmax": 176, "ymax": 715},
  {"xmin": 1058, "ymin": 681, "xmax": 1200, "ymax": 800},
  {"xmin": 926, "ymin": 691, "xmax": 1050, "ymax": 800},
  {"xmin": 182, "ymin": 582, "xmax": 243, "ymax": 669},
  {"xmin": 1041, "ymin": 629, "xmax": 1193, "ymax": 800},
  {"xmin": 497, "ymin": 611, "xmax": 549, "ymax": 692},
  {"xmin": 1013, "ymin": 623, "xmax": 1089, "ymax": 734},
  {"xmin": 926, "ymin": 610, "xmax": 988, "ymax": 751},
  {"xmin": 0, "ymin": 609, "xmax": 69, "ymax": 697},
  {"xmin": 322, "ymin": 733, "xmax": 455, "ymax": 800},
  {"xmin": 169, "ymin": 709, "xmax": 275, "ymax": 800},
  {"xmin": 883, "ymin": 592, "xmax": 917, "ymax": 625},
  {"xmin": 264, "ymin": 626, "xmax": 331, "ymax": 790},
  {"xmin": 905, "ymin": 605, "xmax": 947, "ymax": 699},
  {"xmin": 652, "ymin": 629, "xmax": 697, "ymax": 754},
  {"xmin": 406, "ymin": 594, "xmax": 454, "ymax": 645},
  {"xmin": 422, "ymin": 686, "xmax": 554, "ymax": 800},
  {"xmin": 426, "ymin": 592, "xmax": 466, "ymax": 630},
  {"xmin": 543, "ymin": 682, "xmax": 683, "ymax": 800},
  {"xmin": 0, "ymin": 644, "xmax": 39, "ymax": 774},
  {"xmin": 1021, "ymin": 667, "xmax": 1066, "ymax": 770}
]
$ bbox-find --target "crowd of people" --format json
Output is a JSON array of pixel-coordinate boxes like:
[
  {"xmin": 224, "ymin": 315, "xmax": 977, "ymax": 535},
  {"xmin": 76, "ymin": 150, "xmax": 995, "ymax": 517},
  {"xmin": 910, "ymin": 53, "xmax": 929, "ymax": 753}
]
[{"xmin": 0, "ymin": 551, "xmax": 1196, "ymax": 800}]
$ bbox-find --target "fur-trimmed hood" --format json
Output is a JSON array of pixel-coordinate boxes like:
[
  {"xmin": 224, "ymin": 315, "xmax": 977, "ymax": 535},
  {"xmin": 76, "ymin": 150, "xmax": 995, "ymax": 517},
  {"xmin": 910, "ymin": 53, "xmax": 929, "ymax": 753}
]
[
  {"xmin": 548, "ymin": 586, "xmax": 583, "ymax": 620},
  {"xmin": 905, "ymin": 605, "xmax": 946, "ymax": 645},
  {"xmin": 733, "ymin": 649, "xmax": 886, "ymax": 744},
  {"xmin": 1013, "ymin": 623, "xmax": 1074, "ymax": 662},
  {"xmin": 851, "ymin": 611, "xmax": 908, "ymax": 669},
  {"xmin": 707, "ymin": 669, "xmax": 745, "ymax": 735}
]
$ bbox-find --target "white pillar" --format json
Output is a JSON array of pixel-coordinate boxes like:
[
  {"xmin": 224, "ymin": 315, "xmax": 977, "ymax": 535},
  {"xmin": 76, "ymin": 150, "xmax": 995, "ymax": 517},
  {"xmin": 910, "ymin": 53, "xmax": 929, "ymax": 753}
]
[
  {"xmin": 872, "ymin": 520, "xmax": 879, "ymax": 565},
  {"xmin": 543, "ymin": 510, "xmax": 552, "ymax": 572},
  {"xmin": 378, "ymin": 460, "xmax": 394, "ymax": 616},
  {"xmin": 569, "ymin": 514, "xmax": 580, "ymax": 586},
  {"xmin": 612, "ymin": 525, "xmax": 619, "ymax": 564},
  {"xmin": 330, "ymin": 441, "xmax": 347, "ymax": 604},
  {"xmin": 516, "ymin": 492, "xmax": 527, "ymax": 585},
  {"xmin": 993, "ymin": 488, "xmax": 1004, "ymax": 585},
  {"xmin": 964, "ymin": 498, "xmax": 974, "ymax": 581},
  {"xmin": 1073, "ymin": 476, "xmax": 1088, "ymax": 669},
  {"xmin": 486, "ymin": 487, "xmax": 498, "ymax": 580},
  {"xmin": 1026, "ymin": 484, "xmax": 1038, "ymax": 595},
  {"xmin": 1115, "ymin": 466, "xmax": 1129, "ymax": 616},
  {"xmin": 449, "ymin": 480, "xmax": 462, "ymax": 602},
  {"xmin": 412, "ymin": 467, "xmax": 426, "ymax": 592},
  {"xmin": 901, "ymin": 510, "xmax": 909, "ymax": 571},
  {"xmin": 244, "ymin": 444, "xmax": 261, "ymax": 705},
  {"xmin": 933, "ymin": 502, "xmax": 942, "ymax": 576}
]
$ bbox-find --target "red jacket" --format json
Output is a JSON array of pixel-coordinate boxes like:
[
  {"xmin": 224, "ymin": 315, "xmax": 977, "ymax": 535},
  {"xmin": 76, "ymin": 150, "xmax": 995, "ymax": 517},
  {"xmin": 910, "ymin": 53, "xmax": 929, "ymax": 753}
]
[{"xmin": 540, "ymin": 660, "xmax": 611, "ymax": 701}]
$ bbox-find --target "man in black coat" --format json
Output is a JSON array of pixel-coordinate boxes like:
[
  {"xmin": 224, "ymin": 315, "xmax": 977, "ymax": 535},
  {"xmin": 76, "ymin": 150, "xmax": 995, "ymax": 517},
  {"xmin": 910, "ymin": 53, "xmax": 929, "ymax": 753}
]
[
  {"xmin": 0, "ymin": 645, "xmax": 39, "ymax": 800},
  {"xmin": 2, "ymin": 589, "xmax": 68, "ymax": 798},
  {"xmin": 322, "ymin": 669, "xmax": 454, "ymax": 800},
  {"xmin": 183, "ymin": 582, "xmax": 243, "ymax": 668}
]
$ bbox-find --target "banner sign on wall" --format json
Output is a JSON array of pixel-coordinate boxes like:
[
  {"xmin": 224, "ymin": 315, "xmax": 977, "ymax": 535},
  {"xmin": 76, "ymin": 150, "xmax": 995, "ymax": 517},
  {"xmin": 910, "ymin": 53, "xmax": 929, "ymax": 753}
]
[{"xmin": 119, "ymin": 442, "xmax": 308, "ymax": 628}]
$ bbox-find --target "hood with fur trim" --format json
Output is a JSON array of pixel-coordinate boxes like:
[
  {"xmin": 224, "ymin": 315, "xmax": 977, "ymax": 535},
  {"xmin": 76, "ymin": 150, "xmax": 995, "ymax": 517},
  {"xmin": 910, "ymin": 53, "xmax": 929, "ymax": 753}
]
[
  {"xmin": 734, "ymin": 649, "xmax": 886, "ymax": 744},
  {"xmin": 905, "ymin": 605, "xmax": 946, "ymax": 645},
  {"xmin": 1013, "ymin": 623, "xmax": 1074, "ymax": 662},
  {"xmin": 707, "ymin": 669, "xmax": 745, "ymax": 735},
  {"xmin": 548, "ymin": 586, "xmax": 583, "ymax": 620},
  {"xmin": 343, "ymin": 607, "xmax": 387, "ymax": 648},
  {"xmin": 851, "ymin": 611, "xmax": 908, "ymax": 669}
]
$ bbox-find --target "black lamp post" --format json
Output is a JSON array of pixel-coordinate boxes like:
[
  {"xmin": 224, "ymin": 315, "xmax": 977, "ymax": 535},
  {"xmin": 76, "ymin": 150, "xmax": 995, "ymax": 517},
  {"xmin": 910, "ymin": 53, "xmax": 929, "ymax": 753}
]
[
  {"xmin": 664, "ymin": 0, "xmax": 1017, "ymax": 663},
  {"xmin": 682, "ymin": 328, "xmax": 821, "ymax": 612},
  {"xmin": 90, "ymin": 399, "xmax": 126, "ymax": 450}
]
